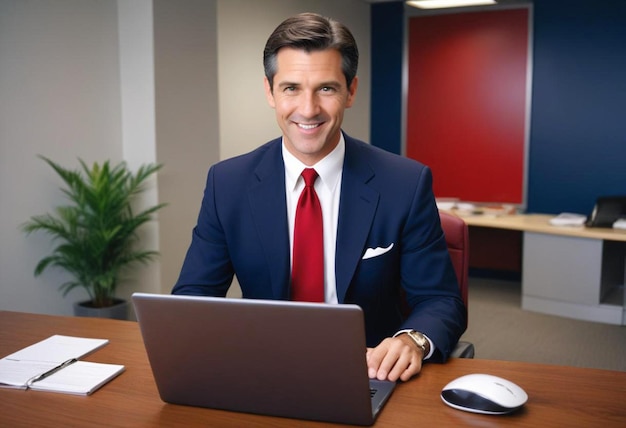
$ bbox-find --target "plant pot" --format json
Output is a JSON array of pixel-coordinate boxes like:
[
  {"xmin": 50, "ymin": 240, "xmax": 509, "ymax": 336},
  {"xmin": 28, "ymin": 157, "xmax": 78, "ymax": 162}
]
[{"xmin": 73, "ymin": 298, "xmax": 129, "ymax": 320}]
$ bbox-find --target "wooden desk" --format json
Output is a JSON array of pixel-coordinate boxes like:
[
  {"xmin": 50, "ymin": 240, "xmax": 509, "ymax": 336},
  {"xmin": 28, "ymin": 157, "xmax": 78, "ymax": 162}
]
[
  {"xmin": 456, "ymin": 213, "xmax": 626, "ymax": 325},
  {"xmin": 460, "ymin": 213, "xmax": 626, "ymax": 242},
  {"xmin": 1, "ymin": 311, "xmax": 625, "ymax": 427}
]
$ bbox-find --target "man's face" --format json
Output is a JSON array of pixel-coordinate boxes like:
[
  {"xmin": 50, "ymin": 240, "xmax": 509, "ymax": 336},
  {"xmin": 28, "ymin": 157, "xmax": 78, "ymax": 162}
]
[{"xmin": 264, "ymin": 48, "xmax": 358, "ymax": 166}]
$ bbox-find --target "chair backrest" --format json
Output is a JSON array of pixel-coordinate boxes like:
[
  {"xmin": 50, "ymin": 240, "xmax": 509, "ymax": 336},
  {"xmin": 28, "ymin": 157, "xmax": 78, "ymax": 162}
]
[
  {"xmin": 438, "ymin": 210, "xmax": 469, "ymax": 308},
  {"xmin": 439, "ymin": 211, "xmax": 474, "ymax": 357},
  {"xmin": 399, "ymin": 210, "xmax": 469, "ymax": 316}
]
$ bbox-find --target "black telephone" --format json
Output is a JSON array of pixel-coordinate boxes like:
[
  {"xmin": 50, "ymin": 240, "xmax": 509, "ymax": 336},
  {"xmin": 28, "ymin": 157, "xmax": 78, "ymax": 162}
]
[{"xmin": 586, "ymin": 196, "xmax": 626, "ymax": 228}]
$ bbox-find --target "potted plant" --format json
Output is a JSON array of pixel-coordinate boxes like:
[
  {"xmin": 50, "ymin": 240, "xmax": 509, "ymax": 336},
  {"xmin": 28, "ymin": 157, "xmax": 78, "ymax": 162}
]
[{"xmin": 22, "ymin": 156, "xmax": 166, "ymax": 319}]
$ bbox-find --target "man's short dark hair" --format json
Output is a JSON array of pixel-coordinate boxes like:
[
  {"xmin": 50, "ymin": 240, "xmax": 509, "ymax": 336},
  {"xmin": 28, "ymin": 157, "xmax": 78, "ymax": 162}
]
[{"xmin": 263, "ymin": 12, "xmax": 359, "ymax": 91}]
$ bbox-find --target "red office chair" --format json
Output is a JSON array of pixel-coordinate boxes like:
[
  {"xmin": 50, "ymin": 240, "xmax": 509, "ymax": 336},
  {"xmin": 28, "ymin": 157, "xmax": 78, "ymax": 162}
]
[
  {"xmin": 439, "ymin": 210, "xmax": 469, "ymax": 311},
  {"xmin": 439, "ymin": 210, "xmax": 474, "ymax": 358},
  {"xmin": 399, "ymin": 210, "xmax": 474, "ymax": 358}
]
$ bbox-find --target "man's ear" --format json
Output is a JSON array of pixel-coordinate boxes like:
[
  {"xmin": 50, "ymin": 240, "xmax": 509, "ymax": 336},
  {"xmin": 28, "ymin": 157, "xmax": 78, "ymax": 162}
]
[
  {"xmin": 264, "ymin": 76, "xmax": 276, "ymax": 108},
  {"xmin": 346, "ymin": 76, "xmax": 359, "ymax": 108}
]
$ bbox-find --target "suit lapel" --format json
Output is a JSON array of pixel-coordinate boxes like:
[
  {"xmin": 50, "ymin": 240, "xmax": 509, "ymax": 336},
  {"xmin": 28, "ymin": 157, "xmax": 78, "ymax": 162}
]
[
  {"xmin": 335, "ymin": 138, "xmax": 379, "ymax": 303},
  {"xmin": 247, "ymin": 141, "xmax": 291, "ymax": 299}
]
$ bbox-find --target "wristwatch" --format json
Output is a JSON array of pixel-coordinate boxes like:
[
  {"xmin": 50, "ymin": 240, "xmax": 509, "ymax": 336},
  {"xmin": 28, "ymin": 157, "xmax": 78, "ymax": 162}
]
[{"xmin": 404, "ymin": 330, "xmax": 430, "ymax": 358}]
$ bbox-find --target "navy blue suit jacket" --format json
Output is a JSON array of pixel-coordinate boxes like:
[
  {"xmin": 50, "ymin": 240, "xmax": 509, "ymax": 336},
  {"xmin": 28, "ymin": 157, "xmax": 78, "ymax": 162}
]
[{"xmin": 173, "ymin": 133, "xmax": 466, "ymax": 361}]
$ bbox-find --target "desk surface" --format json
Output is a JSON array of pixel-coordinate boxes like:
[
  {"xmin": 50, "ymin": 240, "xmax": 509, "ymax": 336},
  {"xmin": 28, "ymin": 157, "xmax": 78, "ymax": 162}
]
[
  {"xmin": 455, "ymin": 212, "xmax": 626, "ymax": 241},
  {"xmin": 1, "ymin": 310, "xmax": 625, "ymax": 427}
]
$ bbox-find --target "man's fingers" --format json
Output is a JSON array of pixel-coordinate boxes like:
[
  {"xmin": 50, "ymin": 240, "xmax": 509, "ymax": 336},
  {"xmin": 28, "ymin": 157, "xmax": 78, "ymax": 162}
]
[
  {"xmin": 366, "ymin": 347, "xmax": 382, "ymax": 378},
  {"xmin": 399, "ymin": 355, "xmax": 422, "ymax": 382},
  {"xmin": 381, "ymin": 342, "xmax": 419, "ymax": 381},
  {"xmin": 366, "ymin": 337, "xmax": 423, "ymax": 382}
]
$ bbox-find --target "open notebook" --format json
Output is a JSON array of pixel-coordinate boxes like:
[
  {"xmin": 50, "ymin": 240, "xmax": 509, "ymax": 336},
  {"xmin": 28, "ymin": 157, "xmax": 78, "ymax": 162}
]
[
  {"xmin": 132, "ymin": 293, "xmax": 395, "ymax": 426},
  {"xmin": 0, "ymin": 335, "xmax": 124, "ymax": 395}
]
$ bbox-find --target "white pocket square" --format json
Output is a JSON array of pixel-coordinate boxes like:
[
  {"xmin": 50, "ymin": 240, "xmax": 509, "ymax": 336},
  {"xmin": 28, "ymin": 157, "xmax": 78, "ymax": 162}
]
[{"xmin": 362, "ymin": 243, "xmax": 394, "ymax": 260}]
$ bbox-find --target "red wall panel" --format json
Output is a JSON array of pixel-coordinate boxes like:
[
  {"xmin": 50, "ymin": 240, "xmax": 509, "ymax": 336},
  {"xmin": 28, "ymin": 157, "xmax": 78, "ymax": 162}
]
[{"xmin": 407, "ymin": 9, "xmax": 529, "ymax": 204}]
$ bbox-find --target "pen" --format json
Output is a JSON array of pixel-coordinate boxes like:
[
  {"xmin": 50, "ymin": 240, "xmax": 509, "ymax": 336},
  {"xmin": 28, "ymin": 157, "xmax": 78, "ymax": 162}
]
[{"xmin": 26, "ymin": 358, "xmax": 78, "ymax": 387}]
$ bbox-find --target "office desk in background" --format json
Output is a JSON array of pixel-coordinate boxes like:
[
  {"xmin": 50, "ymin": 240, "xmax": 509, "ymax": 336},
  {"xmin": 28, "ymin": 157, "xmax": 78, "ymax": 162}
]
[
  {"xmin": 457, "ymin": 213, "xmax": 626, "ymax": 325},
  {"xmin": 1, "ymin": 311, "xmax": 625, "ymax": 427}
]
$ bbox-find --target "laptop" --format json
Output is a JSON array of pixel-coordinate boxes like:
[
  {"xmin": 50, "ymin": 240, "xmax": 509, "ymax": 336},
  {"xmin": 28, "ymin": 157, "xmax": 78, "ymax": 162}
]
[{"xmin": 131, "ymin": 293, "xmax": 395, "ymax": 426}]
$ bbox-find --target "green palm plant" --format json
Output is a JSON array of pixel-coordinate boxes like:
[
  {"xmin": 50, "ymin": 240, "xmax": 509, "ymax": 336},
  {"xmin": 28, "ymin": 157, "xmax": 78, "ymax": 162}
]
[{"xmin": 22, "ymin": 156, "xmax": 166, "ymax": 308}]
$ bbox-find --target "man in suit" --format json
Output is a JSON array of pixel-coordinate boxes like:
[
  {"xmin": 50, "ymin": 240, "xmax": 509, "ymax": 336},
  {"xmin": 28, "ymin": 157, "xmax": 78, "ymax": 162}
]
[{"xmin": 173, "ymin": 12, "xmax": 466, "ymax": 382}]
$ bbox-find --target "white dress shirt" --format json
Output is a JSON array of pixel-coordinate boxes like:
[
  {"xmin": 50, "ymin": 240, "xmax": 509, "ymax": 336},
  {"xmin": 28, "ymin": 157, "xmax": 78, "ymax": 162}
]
[{"xmin": 283, "ymin": 136, "xmax": 344, "ymax": 304}]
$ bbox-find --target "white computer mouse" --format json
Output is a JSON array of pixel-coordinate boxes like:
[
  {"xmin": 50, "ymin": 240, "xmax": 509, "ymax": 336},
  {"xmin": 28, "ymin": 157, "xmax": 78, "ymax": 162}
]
[{"xmin": 441, "ymin": 373, "xmax": 528, "ymax": 415}]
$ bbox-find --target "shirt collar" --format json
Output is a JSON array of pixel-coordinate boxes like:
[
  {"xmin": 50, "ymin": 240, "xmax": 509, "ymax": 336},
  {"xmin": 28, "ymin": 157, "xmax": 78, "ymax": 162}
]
[{"xmin": 283, "ymin": 134, "xmax": 345, "ymax": 193}]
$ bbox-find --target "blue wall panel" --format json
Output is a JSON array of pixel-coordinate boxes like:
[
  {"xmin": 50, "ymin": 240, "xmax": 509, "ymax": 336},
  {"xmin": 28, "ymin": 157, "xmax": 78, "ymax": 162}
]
[
  {"xmin": 370, "ymin": 1, "xmax": 404, "ymax": 155},
  {"xmin": 528, "ymin": 0, "xmax": 626, "ymax": 214}
]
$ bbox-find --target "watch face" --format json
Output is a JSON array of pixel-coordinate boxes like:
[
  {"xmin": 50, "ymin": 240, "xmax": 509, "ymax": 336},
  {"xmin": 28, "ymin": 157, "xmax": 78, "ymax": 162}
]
[
  {"xmin": 408, "ymin": 331, "xmax": 426, "ymax": 347},
  {"xmin": 406, "ymin": 331, "xmax": 429, "ymax": 359},
  {"xmin": 411, "ymin": 332, "xmax": 426, "ymax": 345}
]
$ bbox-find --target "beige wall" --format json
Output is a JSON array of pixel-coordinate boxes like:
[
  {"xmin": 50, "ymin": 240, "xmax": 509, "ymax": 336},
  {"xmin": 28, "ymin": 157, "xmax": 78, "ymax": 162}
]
[
  {"xmin": 0, "ymin": 0, "xmax": 371, "ymax": 316},
  {"xmin": 153, "ymin": 0, "xmax": 221, "ymax": 298}
]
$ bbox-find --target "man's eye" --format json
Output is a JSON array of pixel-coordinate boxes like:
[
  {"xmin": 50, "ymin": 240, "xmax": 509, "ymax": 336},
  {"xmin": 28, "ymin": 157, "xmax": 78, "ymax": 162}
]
[
  {"xmin": 321, "ymin": 87, "xmax": 336, "ymax": 93},
  {"xmin": 284, "ymin": 86, "xmax": 297, "ymax": 92}
]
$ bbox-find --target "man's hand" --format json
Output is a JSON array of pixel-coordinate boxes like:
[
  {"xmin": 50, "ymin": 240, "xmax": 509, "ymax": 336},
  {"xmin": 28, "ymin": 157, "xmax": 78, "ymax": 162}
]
[{"xmin": 366, "ymin": 335, "xmax": 424, "ymax": 382}]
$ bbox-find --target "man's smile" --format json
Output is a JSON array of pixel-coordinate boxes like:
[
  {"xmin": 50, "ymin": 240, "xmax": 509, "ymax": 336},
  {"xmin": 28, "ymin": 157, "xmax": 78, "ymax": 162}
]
[{"xmin": 297, "ymin": 123, "xmax": 322, "ymax": 130}]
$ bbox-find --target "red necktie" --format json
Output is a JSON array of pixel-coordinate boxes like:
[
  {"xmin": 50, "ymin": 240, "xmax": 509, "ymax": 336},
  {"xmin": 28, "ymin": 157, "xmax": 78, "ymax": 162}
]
[{"xmin": 291, "ymin": 168, "xmax": 324, "ymax": 302}]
